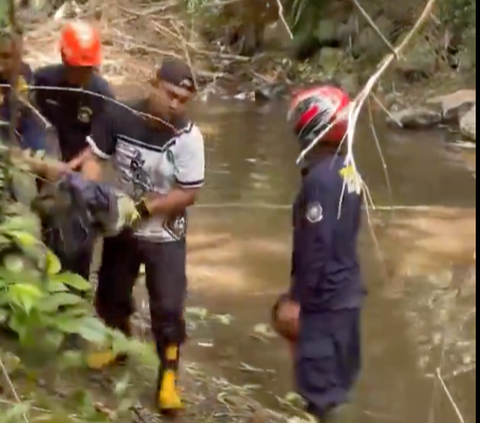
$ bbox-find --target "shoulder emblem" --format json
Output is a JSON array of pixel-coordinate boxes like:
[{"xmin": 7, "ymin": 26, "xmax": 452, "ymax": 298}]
[
  {"xmin": 78, "ymin": 106, "xmax": 93, "ymax": 123},
  {"xmin": 306, "ymin": 201, "xmax": 323, "ymax": 223}
]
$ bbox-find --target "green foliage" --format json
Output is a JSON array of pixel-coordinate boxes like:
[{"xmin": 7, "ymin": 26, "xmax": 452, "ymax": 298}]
[
  {"xmin": 0, "ymin": 180, "xmax": 156, "ymax": 421},
  {"xmin": 0, "ymin": 211, "xmax": 157, "ymax": 421},
  {"xmin": 438, "ymin": 0, "xmax": 476, "ymax": 67}
]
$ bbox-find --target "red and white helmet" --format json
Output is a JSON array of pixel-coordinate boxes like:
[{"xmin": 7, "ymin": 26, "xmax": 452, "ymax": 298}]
[{"xmin": 287, "ymin": 85, "xmax": 350, "ymax": 147}]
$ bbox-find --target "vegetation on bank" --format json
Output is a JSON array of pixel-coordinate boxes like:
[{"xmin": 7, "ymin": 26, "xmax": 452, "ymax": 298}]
[{"xmin": 176, "ymin": 0, "xmax": 476, "ymax": 95}]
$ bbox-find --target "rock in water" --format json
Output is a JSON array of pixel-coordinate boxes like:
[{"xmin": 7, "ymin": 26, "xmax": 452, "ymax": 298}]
[
  {"xmin": 254, "ymin": 85, "xmax": 285, "ymax": 103},
  {"xmin": 460, "ymin": 105, "xmax": 476, "ymax": 141},
  {"xmin": 387, "ymin": 108, "xmax": 442, "ymax": 129},
  {"xmin": 427, "ymin": 89, "xmax": 476, "ymax": 123}
]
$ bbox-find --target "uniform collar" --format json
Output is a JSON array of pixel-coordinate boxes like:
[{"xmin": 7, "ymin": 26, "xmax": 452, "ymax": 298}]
[{"xmin": 300, "ymin": 151, "xmax": 340, "ymax": 176}]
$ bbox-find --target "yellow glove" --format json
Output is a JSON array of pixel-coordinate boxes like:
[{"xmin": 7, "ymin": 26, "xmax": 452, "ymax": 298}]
[
  {"xmin": 17, "ymin": 76, "xmax": 29, "ymax": 95},
  {"xmin": 117, "ymin": 194, "xmax": 141, "ymax": 227}
]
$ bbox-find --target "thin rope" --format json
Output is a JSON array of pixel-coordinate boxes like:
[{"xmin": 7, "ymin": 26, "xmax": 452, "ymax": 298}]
[
  {"xmin": 194, "ymin": 203, "xmax": 448, "ymax": 211},
  {"xmin": 0, "ymin": 83, "xmax": 179, "ymax": 132}
]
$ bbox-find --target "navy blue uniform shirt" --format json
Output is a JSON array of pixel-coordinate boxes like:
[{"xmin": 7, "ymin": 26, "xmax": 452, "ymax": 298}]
[
  {"xmin": 290, "ymin": 153, "xmax": 364, "ymax": 312},
  {"xmin": 32, "ymin": 65, "xmax": 114, "ymax": 162},
  {"xmin": 0, "ymin": 62, "xmax": 47, "ymax": 151}
]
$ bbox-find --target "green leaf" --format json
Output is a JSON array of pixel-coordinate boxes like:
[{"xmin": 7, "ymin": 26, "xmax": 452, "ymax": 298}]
[
  {"xmin": 46, "ymin": 279, "xmax": 69, "ymax": 293},
  {"xmin": 51, "ymin": 317, "xmax": 83, "ymax": 334},
  {"xmin": 76, "ymin": 317, "xmax": 109, "ymax": 344},
  {"xmin": 37, "ymin": 292, "xmax": 84, "ymax": 313},
  {"xmin": 9, "ymin": 283, "xmax": 43, "ymax": 313},
  {"xmin": 0, "ymin": 214, "xmax": 38, "ymax": 235},
  {"xmin": 56, "ymin": 307, "xmax": 91, "ymax": 319},
  {"xmin": 43, "ymin": 330, "xmax": 65, "ymax": 351},
  {"xmin": 8, "ymin": 312, "xmax": 29, "ymax": 341},
  {"xmin": 45, "ymin": 250, "xmax": 62, "ymax": 275},
  {"xmin": 0, "ymin": 234, "xmax": 11, "ymax": 246},
  {"xmin": 0, "ymin": 308, "xmax": 8, "ymax": 324},
  {"xmin": 6, "ymin": 230, "xmax": 39, "ymax": 249},
  {"xmin": 3, "ymin": 254, "xmax": 25, "ymax": 272},
  {"xmin": 59, "ymin": 350, "xmax": 84, "ymax": 369},
  {"xmin": 52, "ymin": 271, "xmax": 90, "ymax": 291}
]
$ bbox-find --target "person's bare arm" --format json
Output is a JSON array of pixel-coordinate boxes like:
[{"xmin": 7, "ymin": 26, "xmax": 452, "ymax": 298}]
[
  {"xmin": 67, "ymin": 147, "xmax": 92, "ymax": 171},
  {"xmin": 80, "ymin": 153, "xmax": 103, "ymax": 181}
]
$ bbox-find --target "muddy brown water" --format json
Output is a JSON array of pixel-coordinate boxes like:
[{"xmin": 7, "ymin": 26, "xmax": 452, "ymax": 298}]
[{"xmin": 150, "ymin": 98, "xmax": 475, "ymax": 423}]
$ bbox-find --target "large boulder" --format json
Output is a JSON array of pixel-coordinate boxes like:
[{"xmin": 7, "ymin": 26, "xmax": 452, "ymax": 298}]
[
  {"xmin": 386, "ymin": 107, "xmax": 442, "ymax": 129},
  {"xmin": 427, "ymin": 89, "xmax": 476, "ymax": 123},
  {"xmin": 459, "ymin": 105, "xmax": 476, "ymax": 142}
]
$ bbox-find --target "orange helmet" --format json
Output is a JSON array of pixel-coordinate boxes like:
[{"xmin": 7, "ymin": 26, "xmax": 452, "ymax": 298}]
[{"xmin": 60, "ymin": 20, "xmax": 101, "ymax": 67}]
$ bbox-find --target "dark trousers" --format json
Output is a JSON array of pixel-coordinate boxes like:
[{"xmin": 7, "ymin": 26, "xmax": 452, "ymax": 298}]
[
  {"xmin": 95, "ymin": 231, "xmax": 187, "ymax": 359},
  {"xmin": 42, "ymin": 221, "xmax": 94, "ymax": 281},
  {"xmin": 295, "ymin": 308, "xmax": 361, "ymax": 419}
]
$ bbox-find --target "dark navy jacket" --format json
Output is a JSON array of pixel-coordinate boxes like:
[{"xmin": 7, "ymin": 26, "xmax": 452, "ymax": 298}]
[
  {"xmin": 290, "ymin": 153, "xmax": 364, "ymax": 312},
  {"xmin": 32, "ymin": 65, "xmax": 114, "ymax": 162},
  {"xmin": 0, "ymin": 62, "xmax": 47, "ymax": 151}
]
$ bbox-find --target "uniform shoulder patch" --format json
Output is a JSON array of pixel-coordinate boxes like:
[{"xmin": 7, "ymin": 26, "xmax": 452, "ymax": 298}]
[{"xmin": 305, "ymin": 202, "xmax": 323, "ymax": 223}]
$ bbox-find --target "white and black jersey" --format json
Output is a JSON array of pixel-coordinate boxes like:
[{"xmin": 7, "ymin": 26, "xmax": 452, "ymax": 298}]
[{"xmin": 93, "ymin": 100, "xmax": 205, "ymax": 242}]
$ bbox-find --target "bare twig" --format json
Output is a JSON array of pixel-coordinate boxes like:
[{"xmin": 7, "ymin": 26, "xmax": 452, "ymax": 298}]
[
  {"xmin": 275, "ymin": 0, "xmax": 294, "ymax": 40},
  {"xmin": 436, "ymin": 368, "xmax": 466, "ymax": 423},
  {"xmin": 350, "ymin": 0, "xmax": 397, "ymax": 56},
  {"xmin": 367, "ymin": 98, "xmax": 394, "ymax": 207},
  {"xmin": 170, "ymin": 20, "xmax": 198, "ymax": 90},
  {"xmin": 371, "ymin": 92, "xmax": 403, "ymax": 127},
  {"xmin": 0, "ymin": 356, "xmax": 29, "ymax": 422}
]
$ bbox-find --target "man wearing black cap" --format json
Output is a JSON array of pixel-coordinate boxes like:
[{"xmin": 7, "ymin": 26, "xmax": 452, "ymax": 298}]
[{"xmin": 86, "ymin": 58, "xmax": 204, "ymax": 414}]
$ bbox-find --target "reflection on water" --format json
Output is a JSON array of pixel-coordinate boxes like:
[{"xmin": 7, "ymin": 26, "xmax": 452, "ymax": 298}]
[{"xmin": 184, "ymin": 99, "xmax": 476, "ymax": 422}]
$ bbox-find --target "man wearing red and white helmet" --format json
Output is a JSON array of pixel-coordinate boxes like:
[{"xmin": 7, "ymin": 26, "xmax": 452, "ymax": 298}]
[
  {"xmin": 31, "ymin": 20, "xmax": 114, "ymax": 283},
  {"xmin": 271, "ymin": 85, "xmax": 365, "ymax": 422}
]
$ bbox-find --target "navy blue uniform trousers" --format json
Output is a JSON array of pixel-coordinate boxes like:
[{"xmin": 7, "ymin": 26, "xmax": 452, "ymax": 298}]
[{"xmin": 295, "ymin": 308, "xmax": 361, "ymax": 418}]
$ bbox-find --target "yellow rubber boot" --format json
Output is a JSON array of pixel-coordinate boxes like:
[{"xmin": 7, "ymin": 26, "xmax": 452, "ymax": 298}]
[{"xmin": 157, "ymin": 345, "xmax": 183, "ymax": 414}]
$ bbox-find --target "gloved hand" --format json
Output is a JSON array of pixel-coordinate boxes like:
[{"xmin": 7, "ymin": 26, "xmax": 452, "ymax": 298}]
[
  {"xmin": 106, "ymin": 192, "xmax": 142, "ymax": 235},
  {"xmin": 134, "ymin": 197, "xmax": 152, "ymax": 219}
]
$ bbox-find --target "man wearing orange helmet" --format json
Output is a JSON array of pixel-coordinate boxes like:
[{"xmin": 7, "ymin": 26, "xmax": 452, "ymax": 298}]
[
  {"xmin": 31, "ymin": 20, "xmax": 114, "ymax": 281},
  {"xmin": 271, "ymin": 85, "xmax": 365, "ymax": 422}
]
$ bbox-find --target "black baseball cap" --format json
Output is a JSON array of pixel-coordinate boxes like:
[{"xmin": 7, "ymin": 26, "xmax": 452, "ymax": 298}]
[{"xmin": 156, "ymin": 57, "xmax": 196, "ymax": 93}]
